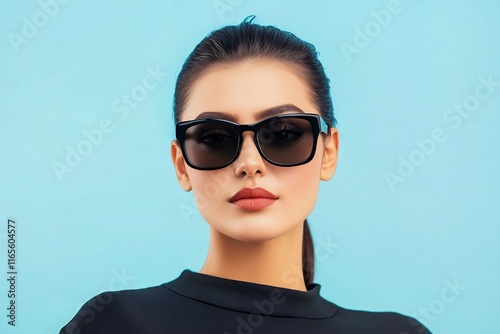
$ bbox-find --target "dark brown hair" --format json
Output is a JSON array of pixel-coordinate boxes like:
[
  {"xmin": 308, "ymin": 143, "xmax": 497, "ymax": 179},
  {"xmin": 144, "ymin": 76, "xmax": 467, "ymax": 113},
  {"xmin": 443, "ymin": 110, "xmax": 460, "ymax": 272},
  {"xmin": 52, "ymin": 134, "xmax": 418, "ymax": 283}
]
[{"xmin": 173, "ymin": 16, "xmax": 336, "ymax": 285}]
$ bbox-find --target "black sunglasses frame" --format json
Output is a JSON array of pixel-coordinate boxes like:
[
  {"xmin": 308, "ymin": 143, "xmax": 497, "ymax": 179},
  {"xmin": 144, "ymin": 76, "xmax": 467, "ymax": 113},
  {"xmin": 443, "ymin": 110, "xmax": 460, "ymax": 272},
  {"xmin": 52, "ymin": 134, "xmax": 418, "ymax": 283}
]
[{"xmin": 175, "ymin": 113, "xmax": 330, "ymax": 170}]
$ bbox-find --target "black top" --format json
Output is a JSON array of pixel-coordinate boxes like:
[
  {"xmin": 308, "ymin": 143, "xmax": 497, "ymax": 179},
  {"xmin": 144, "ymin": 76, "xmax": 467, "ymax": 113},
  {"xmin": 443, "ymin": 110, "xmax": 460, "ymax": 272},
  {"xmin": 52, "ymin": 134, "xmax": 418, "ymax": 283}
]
[{"xmin": 60, "ymin": 269, "xmax": 431, "ymax": 333}]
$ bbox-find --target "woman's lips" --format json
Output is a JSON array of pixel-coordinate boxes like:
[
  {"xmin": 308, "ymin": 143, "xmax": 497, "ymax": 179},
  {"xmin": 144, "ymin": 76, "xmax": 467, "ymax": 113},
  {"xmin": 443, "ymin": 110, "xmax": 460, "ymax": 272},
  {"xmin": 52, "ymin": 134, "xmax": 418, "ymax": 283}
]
[
  {"xmin": 229, "ymin": 187, "xmax": 278, "ymax": 211},
  {"xmin": 230, "ymin": 198, "xmax": 277, "ymax": 211}
]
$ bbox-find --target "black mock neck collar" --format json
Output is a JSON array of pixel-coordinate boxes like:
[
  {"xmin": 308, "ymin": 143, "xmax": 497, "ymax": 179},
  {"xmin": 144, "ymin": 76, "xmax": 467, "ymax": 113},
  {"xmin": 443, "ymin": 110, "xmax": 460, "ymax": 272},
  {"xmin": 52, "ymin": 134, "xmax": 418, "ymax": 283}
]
[{"xmin": 162, "ymin": 269, "xmax": 337, "ymax": 319}]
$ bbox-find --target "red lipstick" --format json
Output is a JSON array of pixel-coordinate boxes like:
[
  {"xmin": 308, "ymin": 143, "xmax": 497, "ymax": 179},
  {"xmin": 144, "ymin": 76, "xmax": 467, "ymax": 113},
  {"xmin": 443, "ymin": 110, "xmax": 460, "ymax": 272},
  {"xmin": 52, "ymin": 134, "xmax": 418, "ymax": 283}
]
[{"xmin": 229, "ymin": 187, "xmax": 278, "ymax": 211}]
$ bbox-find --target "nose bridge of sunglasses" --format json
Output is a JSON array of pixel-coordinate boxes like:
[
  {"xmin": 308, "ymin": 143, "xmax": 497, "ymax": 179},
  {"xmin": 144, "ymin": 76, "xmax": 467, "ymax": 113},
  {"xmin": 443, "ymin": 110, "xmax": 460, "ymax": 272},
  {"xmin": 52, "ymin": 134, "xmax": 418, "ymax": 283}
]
[{"xmin": 235, "ymin": 130, "xmax": 264, "ymax": 161}]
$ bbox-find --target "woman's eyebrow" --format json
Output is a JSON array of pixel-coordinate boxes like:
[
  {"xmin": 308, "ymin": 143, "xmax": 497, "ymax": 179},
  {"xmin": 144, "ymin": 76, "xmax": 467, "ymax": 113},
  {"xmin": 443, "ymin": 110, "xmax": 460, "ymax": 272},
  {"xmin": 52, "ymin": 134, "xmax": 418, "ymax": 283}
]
[
  {"xmin": 255, "ymin": 104, "xmax": 305, "ymax": 119},
  {"xmin": 194, "ymin": 104, "xmax": 305, "ymax": 121},
  {"xmin": 194, "ymin": 111, "xmax": 237, "ymax": 121}
]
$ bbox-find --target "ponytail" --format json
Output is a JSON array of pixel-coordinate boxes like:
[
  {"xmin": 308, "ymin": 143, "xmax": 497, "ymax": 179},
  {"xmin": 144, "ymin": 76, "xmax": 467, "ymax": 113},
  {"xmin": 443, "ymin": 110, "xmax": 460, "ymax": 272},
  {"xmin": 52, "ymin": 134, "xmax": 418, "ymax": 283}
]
[{"xmin": 302, "ymin": 219, "xmax": 314, "ymax": 285}]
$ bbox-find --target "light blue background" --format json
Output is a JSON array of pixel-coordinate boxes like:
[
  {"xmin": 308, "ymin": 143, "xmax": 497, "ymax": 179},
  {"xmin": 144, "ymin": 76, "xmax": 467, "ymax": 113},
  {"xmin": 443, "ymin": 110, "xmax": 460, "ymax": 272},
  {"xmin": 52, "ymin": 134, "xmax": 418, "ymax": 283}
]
[{"xmin": 1, "ymin": 0, "xmax": 499, "ymax": 333}]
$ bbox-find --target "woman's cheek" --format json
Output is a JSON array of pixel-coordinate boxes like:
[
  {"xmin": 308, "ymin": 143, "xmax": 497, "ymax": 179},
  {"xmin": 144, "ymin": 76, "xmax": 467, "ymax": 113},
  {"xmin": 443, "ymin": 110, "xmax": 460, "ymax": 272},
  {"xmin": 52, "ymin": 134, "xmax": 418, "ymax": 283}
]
[{"xmin": 275, "ymin": 170, "xmax": 317, "ymax": 209}]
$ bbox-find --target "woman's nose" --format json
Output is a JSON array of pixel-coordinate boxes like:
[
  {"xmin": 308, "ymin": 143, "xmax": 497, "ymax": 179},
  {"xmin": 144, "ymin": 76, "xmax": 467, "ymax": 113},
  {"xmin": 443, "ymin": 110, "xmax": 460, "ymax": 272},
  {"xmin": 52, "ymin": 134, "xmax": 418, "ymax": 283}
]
[{"xmin": 233, "ymin": 132, "xmax": 267, "ymax": 177}]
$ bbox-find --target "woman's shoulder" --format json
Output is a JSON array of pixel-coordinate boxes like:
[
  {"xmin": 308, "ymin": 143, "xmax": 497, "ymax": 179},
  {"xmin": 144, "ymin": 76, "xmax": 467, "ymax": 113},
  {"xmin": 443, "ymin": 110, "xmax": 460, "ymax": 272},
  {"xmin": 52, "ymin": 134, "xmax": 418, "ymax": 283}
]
[
  {"xmin": 332, "ymin": 304, "xmax": 432, "ymax": 334},
  {"xmin": 59, "ymin": 284, "xmax": 176, "ymax": 334}
]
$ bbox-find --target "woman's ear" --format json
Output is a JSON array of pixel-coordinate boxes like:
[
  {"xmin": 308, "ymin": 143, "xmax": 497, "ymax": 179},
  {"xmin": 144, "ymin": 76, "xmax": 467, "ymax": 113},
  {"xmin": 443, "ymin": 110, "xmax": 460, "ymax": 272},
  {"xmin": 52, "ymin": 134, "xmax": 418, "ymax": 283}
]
[
  {"xmin": 320, "ymin": 128, "xmax": 339, "ymax": 181},
  {"xmin": 171, "ymin": 140, "xmax": 192, "ymax": 191}
]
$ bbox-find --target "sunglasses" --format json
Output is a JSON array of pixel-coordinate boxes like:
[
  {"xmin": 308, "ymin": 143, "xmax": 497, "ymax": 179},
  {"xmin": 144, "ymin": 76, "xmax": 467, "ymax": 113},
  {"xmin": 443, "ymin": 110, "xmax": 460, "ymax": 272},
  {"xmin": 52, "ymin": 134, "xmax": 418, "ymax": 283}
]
[{"xmin": 175, "ymin": 113, "xmax": 330, "ymax": 170}]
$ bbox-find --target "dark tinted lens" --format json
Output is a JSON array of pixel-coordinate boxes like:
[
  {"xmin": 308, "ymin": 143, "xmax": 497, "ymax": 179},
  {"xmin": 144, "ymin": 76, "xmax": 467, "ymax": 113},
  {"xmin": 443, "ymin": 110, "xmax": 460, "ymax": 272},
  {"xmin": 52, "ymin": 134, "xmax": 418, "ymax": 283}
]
[
  {"xmin": 184, "ymin": 123, "xmax": 239, "ymax": 168},
  {"xmin": 257, "ymin": 117, "xmax": 314, "ymax": 164}
]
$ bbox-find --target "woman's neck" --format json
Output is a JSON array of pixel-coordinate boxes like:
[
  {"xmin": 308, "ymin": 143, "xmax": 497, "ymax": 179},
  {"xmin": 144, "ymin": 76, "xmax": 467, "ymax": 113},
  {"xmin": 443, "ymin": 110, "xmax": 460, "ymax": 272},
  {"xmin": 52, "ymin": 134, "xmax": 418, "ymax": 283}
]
[{"xmin": 199, "ymin": 222, "xmax": 307, "ymax": 291}]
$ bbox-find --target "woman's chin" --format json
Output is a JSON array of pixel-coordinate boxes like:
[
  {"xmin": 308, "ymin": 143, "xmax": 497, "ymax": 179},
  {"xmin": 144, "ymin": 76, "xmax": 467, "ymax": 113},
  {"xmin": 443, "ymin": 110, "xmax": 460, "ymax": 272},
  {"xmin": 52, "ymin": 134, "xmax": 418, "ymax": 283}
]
[{"xmin": 210, "ymin": 220, "xmax": 301, "ymax": 243}]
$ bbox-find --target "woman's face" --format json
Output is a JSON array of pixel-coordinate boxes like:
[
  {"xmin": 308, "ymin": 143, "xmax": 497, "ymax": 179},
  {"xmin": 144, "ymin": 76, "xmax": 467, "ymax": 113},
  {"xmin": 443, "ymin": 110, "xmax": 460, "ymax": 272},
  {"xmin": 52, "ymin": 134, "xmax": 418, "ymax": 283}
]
[{"xmin": 171, "ymin": 59, "xmax": 338, "ymax": 242}]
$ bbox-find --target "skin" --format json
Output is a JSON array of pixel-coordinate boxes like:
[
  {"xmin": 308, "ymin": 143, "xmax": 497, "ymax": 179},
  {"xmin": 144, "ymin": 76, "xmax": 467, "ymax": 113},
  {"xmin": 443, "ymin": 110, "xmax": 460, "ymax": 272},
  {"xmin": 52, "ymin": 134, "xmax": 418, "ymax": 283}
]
[{"xmin": 171, "ymin": 58, "xmax": 339, "ymax": 291}]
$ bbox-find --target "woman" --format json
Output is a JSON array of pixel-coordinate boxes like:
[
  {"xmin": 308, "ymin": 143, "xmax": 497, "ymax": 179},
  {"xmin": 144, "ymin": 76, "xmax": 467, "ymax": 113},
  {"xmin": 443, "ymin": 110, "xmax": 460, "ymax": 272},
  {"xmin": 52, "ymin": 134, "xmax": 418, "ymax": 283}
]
[{"xmin": 60, "ymin": 17, "xmax": 431, "ymax": 334}]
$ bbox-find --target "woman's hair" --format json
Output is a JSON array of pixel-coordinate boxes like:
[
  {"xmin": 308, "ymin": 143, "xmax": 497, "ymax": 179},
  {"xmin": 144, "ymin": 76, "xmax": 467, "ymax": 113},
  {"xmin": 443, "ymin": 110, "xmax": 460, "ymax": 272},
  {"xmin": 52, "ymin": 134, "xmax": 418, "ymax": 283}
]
[{"xmin": 173, "ymin": 16, "xmax": 336, "ymax": 285}]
